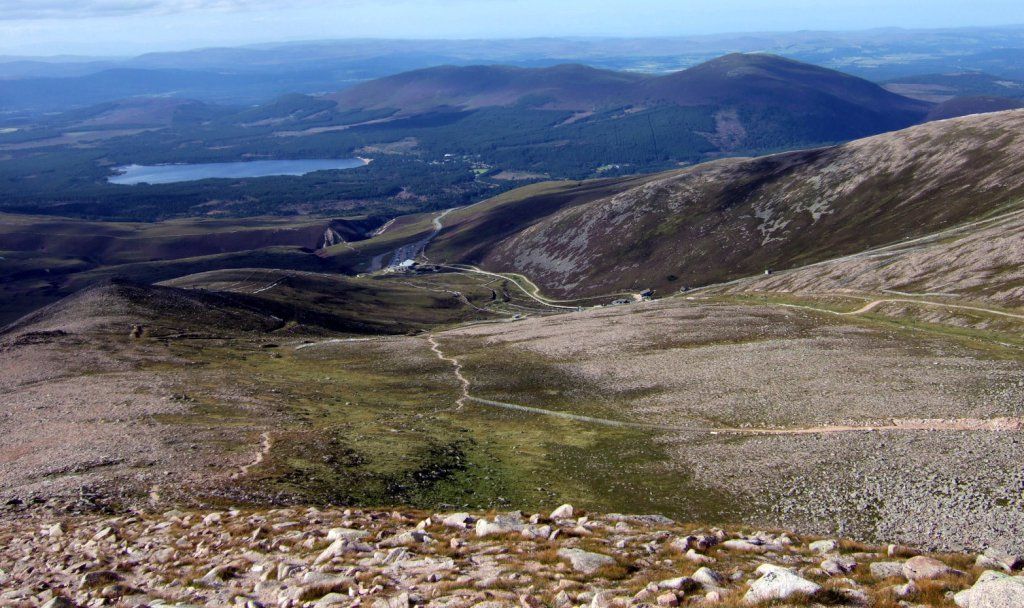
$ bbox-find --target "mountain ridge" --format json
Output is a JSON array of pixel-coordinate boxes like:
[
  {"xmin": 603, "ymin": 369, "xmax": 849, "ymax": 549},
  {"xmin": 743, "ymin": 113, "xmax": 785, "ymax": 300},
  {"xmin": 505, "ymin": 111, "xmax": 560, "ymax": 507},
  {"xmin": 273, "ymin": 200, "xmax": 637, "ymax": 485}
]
[{"xmin": 422, "ymin": 109, "xmax": 1024, "ymax": 298}]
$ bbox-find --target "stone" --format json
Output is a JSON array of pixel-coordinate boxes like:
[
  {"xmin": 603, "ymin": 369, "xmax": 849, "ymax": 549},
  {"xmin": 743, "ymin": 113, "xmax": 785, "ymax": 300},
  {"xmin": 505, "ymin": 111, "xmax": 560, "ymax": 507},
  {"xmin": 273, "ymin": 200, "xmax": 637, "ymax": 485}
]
[
  {"xmin": 743, "ymin": 568, "xmax": 821, "ymax": 604},
  {"xmin": 379, "ymin": 530, "xmax": 431, "ymax": 547},
  {"xmin": 315, "ymin": 593, "xmax": 349, "ymax": 607},
  {"xmin": 870, "ymin": 561, "xmax": 905, "ymax": 579},
  {"xmin": 721, "ymin": 538, "xmax": 783, "ymax": 553},
  {"xmin": 902, "ymin": 555, "xmax": 964, "ymax": 581},
  {"xmin": 892, "ymin": 581, "xmax": 918, "ymax": 598},
  {"xmin": 834, "ymin": 588, "xmax": 870, "ymax": 606},
  {"xmin": 685, "ymin": 549, "xmax": 714, "ymax": 564},
  {"xmin": 41, "ymin": 599, "xmax": 79, "ymax": 608},
  {"xmin": 809, "ymin": 539, "xmax": 838, "ymax": 554},
  {"xmin": 372, "ymin": 592, "xmax": 410, "ymax": 608},
  {"xmin": 550, "ymin": 504, "xmax": 575, "ymax": 520},
  {"xmin": 553, "ymin": 590, "xmax": 572, "ymax": 608},
  {"xmin": 590, "ymin": 590, "xmax": 617, "ymax": 608},
  {"xmin": 976, "ymin": 548, "xmax": 1024, "ymax": 572},
  {"xmin": 821, "ymin": 556, "xmax": 857, "ymax": 576},
  {"xmin": 326, "ymin": 527, "xmax": 369, "ymax": 541},
  {"xmin": 293, "ymin": 577, "xmax": 354, "ymax": 602},
  {"xmin": 199, "ymin": 564, "xmax": 240, "ymax": 583},
  {"xmin": 557, "ymin": 548, "xmax": 617, "ymax": 574},
  {"xmin": 81, "ymin": 571, "xmax": 122, "ymax": 588},
  {"xmin": 519, "ymin": 595, "xmax": 544, "ymax": 608},
  {"xmin": 657, "ymin": 576, "xmax": 696, "ymax": 591},
  {"xmin": 691, "ymin": 567, "xmax": 725, "ymax": 588},
  {"xmin": 442, "ymin": 513, "xmax": 475, "ymax": 529},
  {"xmin": 475, "ymin": 518, "xmax": 524, "ymax": 537},
  {"xmin": 315, "ymin": 539, "xmax": 348, "ymax": 564},
  {"xmin": 954, "ymin": 571, "xmax": 1024, "ymax": 608},
  {"xmin": 655, "ymin": 592, "xmax": 678, "ymax": 607}
]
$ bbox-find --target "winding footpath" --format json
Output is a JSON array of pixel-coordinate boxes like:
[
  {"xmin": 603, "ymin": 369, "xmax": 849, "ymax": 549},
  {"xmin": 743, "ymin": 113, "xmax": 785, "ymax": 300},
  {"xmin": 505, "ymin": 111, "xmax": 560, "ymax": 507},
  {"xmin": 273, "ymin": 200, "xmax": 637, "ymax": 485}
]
[
  {"xmin": 426, "ymin": 335, "xmax": 470, "ymax": 408},
  {"xmin": 425, "ymin": 333, "xmax": 1024, "ymax": 436},
  {"xmin": 232, "ymin": 431, "xmax": 272, "ymax": 480},
  {"xmin": 836, "ymin": 298, "xmax": 1024, "ymax": 320}
]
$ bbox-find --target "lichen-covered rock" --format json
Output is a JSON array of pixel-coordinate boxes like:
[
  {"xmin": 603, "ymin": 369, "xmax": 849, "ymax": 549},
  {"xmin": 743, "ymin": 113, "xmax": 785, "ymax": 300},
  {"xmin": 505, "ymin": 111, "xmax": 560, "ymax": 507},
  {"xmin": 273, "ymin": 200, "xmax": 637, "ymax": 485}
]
[
  {"xmin": 557, "ymin": 548, "xmax": 617, "ymax": 574},
  {"xmin": 954, "ymin": 571, "xmax": 1024, "ymax": 608},
  {"xmin": 743, "ymin": 567, "xmax": 821, "ymax": 604},
  {"xmin": 903, "ymin": 555, "xmax": 964, "ymax": 581}
]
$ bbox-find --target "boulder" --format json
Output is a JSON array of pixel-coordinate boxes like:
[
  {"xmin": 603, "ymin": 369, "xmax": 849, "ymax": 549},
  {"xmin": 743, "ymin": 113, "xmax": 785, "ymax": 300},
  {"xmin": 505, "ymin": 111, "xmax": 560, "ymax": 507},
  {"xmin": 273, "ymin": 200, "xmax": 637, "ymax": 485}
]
[
  {"xmin": 442, "ymin": 513, "xmax": 475, "ymax": 529},
  {"xmin": 722, "ymin": 538, "xmax": 784, "ymax": 553},
  {"xmin": 685, "ymin": 549, "xmax": 714, "ymax": 564},
  {"xmin": 81, "ymin": 571, "xmax": 122, "ymax": 588},
  {"xmin": 809, "ymin": 539, "xmax": 838, "ymax": 554},
  {"xmin": 976, "ymin": 548, "xmax": 1024, "ymax": 573},
  {"xmin": 326, "ymin": 527, "xmax": 369, "ymax": 541},
  {"xmin": 743, "ymin": 567, "xmax": 821, "ymax": 604},
  {"xmin": 691, "ymin": 567, "xmax": 725, "ymax": 588},
  {"xmin": 869, "ymin": 561, "xmax": 905, "ymax": 579},
  {"xmin": 903, "ymin": 555, "xmax": 964, "ymax": 581},
  {"xmin": 557, "ymin": 548, "xmax": 617, "ymax": 574},
  {"xmin": 550, "ymin": 504, "xmax": 575, "ymax": 520},
  {"xmin": 475, "ymin": 518, "xmax": 523, "ymax": 537},
  {"xmin": 656, "ymin": 592, "xmax": 678, "ymax": 607},
  {"xmin": 379, "ymin": 530, "xmax": 431, "ymax": 547},
  {"xmin": 954, "ymin": 571, "xmax": 1024, "ymax": 608},
  {"xmin": 656, "ymin": 576, "xmax": 696, "ymax": 591},
  {"xmin": 821, "ymin": 556, "xmax": 857, "ymax": 576}
]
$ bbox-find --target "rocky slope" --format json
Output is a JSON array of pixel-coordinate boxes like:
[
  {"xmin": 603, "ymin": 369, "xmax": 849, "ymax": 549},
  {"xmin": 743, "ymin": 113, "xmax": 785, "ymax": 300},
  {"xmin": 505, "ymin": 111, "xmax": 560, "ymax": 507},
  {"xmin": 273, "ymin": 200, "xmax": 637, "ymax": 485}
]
[
  {"xmin": 1, "ymin": 504, "xmax": 1021, "ymax": 608},
  {"xmin": 709, "ymin": 208, "xmax": 1024, "ymax": 307},
  {"xmin": 426, "ymin": 109, "xmax": 1024, "ymax": 298}
]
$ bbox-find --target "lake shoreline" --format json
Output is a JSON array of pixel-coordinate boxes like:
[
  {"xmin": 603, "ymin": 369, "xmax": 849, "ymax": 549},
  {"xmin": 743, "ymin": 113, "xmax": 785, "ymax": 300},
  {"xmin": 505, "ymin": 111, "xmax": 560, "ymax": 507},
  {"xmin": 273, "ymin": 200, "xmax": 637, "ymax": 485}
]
[{"xmin": 108, "ymin": 157, "xmax": 370, "ymax": 185}]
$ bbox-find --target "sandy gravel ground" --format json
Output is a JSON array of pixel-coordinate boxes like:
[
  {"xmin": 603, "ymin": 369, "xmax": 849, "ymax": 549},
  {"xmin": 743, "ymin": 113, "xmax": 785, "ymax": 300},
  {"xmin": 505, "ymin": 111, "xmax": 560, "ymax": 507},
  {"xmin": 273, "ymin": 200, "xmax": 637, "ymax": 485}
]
[{"xmin": 444, "ymin": 299, "xmax": 1024, "ymax": 552}]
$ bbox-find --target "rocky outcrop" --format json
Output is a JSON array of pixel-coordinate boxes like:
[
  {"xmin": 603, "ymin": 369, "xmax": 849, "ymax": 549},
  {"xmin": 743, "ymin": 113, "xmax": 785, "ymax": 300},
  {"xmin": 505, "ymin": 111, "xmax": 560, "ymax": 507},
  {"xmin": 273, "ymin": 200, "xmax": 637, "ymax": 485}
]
[{"xmin": 0, "ymin": 506, "xmax": 1008, "ymax": 608}]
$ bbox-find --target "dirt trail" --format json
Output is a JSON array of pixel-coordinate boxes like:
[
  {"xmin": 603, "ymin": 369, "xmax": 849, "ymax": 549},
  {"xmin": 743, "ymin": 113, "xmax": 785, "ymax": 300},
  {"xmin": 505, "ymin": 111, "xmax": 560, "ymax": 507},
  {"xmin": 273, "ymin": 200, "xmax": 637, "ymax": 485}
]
[
  {"xmin": 231, "ymin": 431, "xmax": 272, "ymax": 479},
  {"xmin": 837, "ymin": 298, "xmax": 1024, "ymax": 320},
  {"xmin": 425, "ymin": 334, "xmax": 1024, "ymax": 436},
  {"xmin": 427, "ymin": 335, "xmax": 470, "ymax": 408}
]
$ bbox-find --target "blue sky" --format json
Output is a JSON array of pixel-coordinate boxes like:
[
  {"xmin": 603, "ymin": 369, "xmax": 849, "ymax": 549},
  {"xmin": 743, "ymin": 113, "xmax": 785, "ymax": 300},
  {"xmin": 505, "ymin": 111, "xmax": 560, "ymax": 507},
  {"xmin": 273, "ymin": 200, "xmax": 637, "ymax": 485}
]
[{"xmin": 2, "ymin": 0, "xmax": 1024, "ymax": 56}]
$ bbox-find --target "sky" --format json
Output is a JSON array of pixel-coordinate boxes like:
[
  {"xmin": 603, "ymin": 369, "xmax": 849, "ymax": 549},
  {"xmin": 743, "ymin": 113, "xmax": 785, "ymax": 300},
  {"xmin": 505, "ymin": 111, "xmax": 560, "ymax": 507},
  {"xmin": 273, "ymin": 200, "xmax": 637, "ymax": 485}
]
[{"xmin": 1, "ymin": 0, "xmax": 1024, "ymax": 56}]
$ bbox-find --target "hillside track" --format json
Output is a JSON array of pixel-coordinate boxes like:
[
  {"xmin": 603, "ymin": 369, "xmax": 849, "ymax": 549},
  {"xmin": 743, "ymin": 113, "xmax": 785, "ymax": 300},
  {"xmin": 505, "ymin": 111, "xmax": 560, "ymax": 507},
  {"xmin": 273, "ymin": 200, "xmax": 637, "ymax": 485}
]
[{"xmin": 424, "ymin": 333, "xmax": 1023, "ymax": 436}]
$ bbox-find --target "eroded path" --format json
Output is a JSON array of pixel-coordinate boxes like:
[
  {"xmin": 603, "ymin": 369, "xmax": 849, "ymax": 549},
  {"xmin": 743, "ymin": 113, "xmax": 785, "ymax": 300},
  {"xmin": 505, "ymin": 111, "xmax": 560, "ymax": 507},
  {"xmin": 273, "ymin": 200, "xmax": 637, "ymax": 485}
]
[
  {"xmin": 425, "ymin": 333, "xmax": 1024, "ymax": 436},
  {"xmin": 232, "ymin": 432, "xmax": 272, "ymax": 480},
  {"xmin": 768, "ymin": 297, "xmax": 1024, "ymax": 322}
]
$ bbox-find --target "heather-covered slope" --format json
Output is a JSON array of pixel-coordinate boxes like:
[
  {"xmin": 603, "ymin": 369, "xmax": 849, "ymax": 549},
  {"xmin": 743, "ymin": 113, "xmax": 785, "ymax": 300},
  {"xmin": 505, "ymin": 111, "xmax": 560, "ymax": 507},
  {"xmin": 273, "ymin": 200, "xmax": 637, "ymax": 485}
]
[{"xmin": 426, "ymin": 110, "xmax": 1024, "ymax": 298}]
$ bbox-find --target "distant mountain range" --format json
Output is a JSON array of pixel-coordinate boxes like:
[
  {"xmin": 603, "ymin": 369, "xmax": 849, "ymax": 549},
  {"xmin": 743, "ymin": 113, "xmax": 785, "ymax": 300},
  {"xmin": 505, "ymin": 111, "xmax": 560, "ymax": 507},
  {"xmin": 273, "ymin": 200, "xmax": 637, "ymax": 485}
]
[{"xmin": 4, "ymin": 26, "xmax": 1024, "ymax": 113}]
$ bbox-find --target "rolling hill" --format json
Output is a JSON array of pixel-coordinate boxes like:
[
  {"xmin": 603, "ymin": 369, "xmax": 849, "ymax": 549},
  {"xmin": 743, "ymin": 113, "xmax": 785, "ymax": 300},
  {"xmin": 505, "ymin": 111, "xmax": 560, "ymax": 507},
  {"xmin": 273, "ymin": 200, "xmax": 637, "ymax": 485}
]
[
  {"xmin": 328, "ymin": 54, "xmax": 932, "ymax": 147},
  {"xmin": 330, "ymin": 63, "xmax": 645, "ymax": 112},
  {"xmin": 422, "ymin": 109, "xmax": 1024, "ymax": 298}
]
